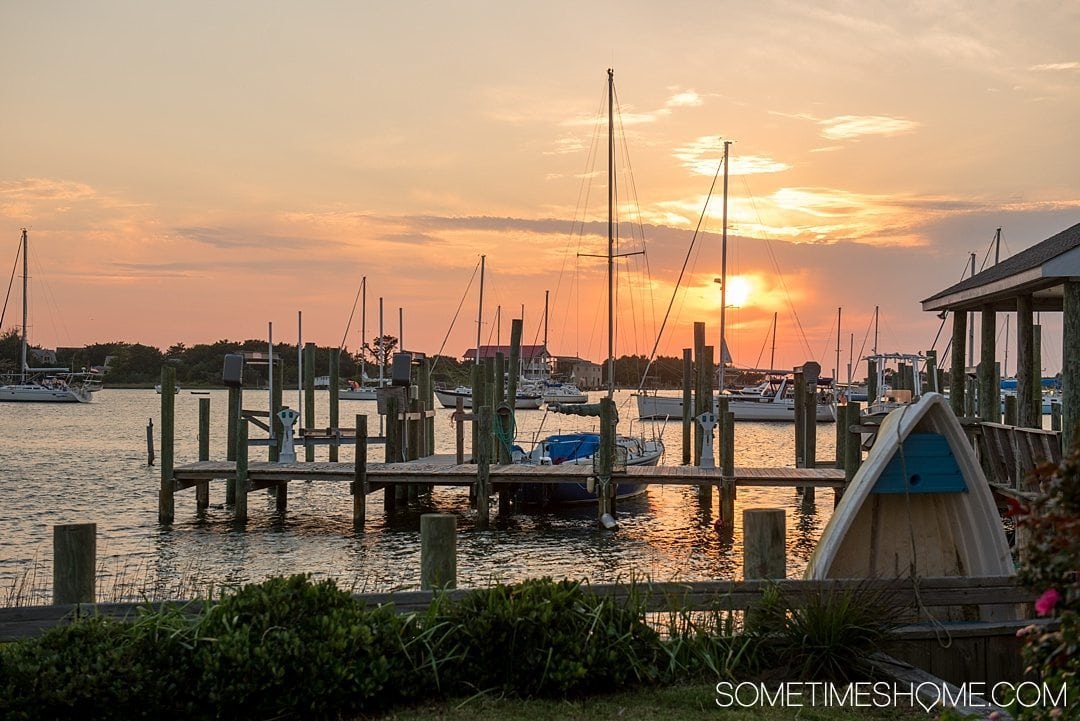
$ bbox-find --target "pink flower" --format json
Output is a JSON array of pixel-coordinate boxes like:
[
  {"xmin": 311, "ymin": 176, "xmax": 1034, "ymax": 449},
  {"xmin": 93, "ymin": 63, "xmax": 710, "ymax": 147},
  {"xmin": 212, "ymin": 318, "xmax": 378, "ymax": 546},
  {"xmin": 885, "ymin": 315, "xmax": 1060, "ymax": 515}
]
[{"xmin": 1035, "ymin": 588, "xmax": 1061, "ymax": 617}]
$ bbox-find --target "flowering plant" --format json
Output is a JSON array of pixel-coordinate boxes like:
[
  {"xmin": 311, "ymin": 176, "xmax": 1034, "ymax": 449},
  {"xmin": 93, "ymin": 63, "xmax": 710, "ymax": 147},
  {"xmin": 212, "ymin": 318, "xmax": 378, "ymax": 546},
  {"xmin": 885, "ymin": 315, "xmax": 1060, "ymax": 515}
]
[{"xmin": 1011, "ymin": 442, "xmax": 1079, "ymax": 720}]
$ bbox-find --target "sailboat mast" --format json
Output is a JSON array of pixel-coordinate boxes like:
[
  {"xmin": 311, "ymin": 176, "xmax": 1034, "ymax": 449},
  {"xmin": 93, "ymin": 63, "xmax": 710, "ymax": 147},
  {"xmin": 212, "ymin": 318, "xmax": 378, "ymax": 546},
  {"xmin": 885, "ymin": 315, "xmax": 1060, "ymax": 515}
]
[
  {"xmin": 835, "ymin": 307, "xmax": 842, "ymax": 384},
  {"xmin": 718, "ymin": 140, "xmax": 731, "ymax": 391},
  {"xmin": 476, "ymin": 254, "xmax": 485, "ymax": 366},
  {"xmin": 360, "ymin": 277, "xmax": 366, "ymax": 380},
  {"xmin": 607, "ymin": 68, "xmax": 615, "ymax": 399},
  {"xmin": 770, "ymin": 311, "xmax": 777, "ymax": 371},
  {"xmin": 19, "ymin": 229, "xmax": 27, "ymax": 382}
]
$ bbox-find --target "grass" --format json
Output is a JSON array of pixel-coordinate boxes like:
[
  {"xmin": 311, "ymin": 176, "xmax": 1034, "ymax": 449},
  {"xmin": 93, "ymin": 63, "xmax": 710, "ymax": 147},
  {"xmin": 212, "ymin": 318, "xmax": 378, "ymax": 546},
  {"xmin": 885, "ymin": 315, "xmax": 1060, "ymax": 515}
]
[{"xmin": 359, "ymin": 683, "xmax": 931, "ymax": 720}]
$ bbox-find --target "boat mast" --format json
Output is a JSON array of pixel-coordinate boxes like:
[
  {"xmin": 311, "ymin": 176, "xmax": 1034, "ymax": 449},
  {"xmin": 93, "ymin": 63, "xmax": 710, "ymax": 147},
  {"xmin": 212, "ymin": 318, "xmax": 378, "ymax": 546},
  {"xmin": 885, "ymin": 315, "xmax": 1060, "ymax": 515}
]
[
  {"xmin": 476, "ymin": 254, "xmax": 485, "ymax": 366},
  {"xmin": 717, "ymin": 140, "xmax": 731, "ymax": 391},
  {"xmin": 835, "ymin": 307, "xmax": 841, "ymax": 385},
  {"xmin": 19, "ymin": 228, "xmax": 27, "ymax": 382},
  {"xmin": 360, "ymin": 276, "xmax": 366, "ymax": 381},
  {"xmin": 770, "ymin": 311, "xmax": 777, "ymax": 371},
  {"xmin": 606, "ymin": 68, "xmax": 615, "ymax": 399}
]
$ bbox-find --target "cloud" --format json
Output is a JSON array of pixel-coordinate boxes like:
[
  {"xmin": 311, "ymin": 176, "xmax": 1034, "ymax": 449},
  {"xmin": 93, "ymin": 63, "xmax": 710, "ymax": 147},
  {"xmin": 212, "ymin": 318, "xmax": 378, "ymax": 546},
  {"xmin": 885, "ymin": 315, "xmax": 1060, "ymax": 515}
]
[
  {"xmin": 665, "ymin": 90, "xmax": 703, "ymax": 109},
  {"xmin": 0, "ymin": 178, "xmax": 97, "ymax": 202},
  {"xmin": 174, "ymin": 226, "xmax": 320, "ymax": 250},
  {"xmin": 674, "ymin": 136, "xmax": 790, "ymax": 176},
  {"xmin": 820, "ymin": 115, "xmax": 920, "ymax": 140},
  {"xmin": 1029, "ymin": 61, "xmax": 1080, "ymax": 72}
]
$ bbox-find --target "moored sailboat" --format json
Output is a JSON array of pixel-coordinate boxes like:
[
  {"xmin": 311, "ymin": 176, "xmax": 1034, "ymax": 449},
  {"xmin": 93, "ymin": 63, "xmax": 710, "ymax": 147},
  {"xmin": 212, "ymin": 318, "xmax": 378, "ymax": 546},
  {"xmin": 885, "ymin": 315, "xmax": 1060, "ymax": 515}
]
[{"xmin": 0, "ymin": 229, "xmax": 101, "ymax": 403}]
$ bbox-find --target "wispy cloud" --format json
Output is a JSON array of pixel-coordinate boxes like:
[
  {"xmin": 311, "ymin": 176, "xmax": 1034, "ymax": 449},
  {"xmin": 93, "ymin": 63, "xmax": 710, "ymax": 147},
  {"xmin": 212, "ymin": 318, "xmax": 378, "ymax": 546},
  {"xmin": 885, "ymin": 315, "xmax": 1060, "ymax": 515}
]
[
  {"xmin": 674, "ymin": 136, "xmax": 790, "ymax": 176},
  {"xmin": 1030, "ymin": 61, "xmax": 1080, "ymax": 72},
  {"xmin": 820, "ymin": 115, "xmax": 920, "ymax": 140},
  {"xmin": 665, "ymin": 90, "xmax": 703, "ymax": 109}
]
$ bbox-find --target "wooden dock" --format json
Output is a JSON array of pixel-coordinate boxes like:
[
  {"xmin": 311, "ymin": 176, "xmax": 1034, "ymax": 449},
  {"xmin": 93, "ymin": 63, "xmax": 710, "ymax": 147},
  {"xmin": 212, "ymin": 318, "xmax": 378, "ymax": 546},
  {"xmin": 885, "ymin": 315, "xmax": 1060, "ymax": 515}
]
[{"xmin": 173, "ymin": 459, "xmax": 845, "ymax": 489}]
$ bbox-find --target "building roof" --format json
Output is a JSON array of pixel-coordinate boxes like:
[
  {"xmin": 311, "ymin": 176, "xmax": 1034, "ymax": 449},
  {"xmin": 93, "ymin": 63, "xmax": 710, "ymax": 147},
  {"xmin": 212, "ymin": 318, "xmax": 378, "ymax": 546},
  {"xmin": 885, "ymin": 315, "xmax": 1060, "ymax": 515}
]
[
  {"xmin": 463, "ymin": 345, "xmax": 548, "ymax": 361},
  {"xmin": 921, "ymin": 221, "xmax": 1080, "ymax": 312}
]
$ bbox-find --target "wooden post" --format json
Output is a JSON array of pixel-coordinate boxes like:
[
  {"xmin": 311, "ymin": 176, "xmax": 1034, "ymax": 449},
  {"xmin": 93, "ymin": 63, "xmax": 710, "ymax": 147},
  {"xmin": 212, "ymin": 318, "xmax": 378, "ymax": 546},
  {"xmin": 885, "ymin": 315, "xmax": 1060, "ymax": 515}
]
[
  {"xmin": 721, "ymin": 408, "xmax": 736, "ymax": 529},
  {"xmin": 794, "ymin": 367, "xmax": 806, "ymax": 467},
  {"xmin": 743, "ymin": 508, "xmax": 786, "ymax": 579},
  {"xmin": 420, "ymin": 356, "xmax": 435, "ymax": 457},
  {"xmin": 925, "ymin": 349, "xmax": 939, "ymax": 394},
  {"xmin": 53, "ymin": 523, "xmax": 96, "ymax": 604},
  {"xmin": 329, "ymin": 348, "xmax": 340, "ymax": 462},
  {"xmin": 693, "ymin": 322, "xmax": 706, "ymax": 465},
  {"xmin": 682, "ymin": 348, "xmax": 692, "ymax": 465},
  {"xmin": 353, "ymin": 414, "xmax": 368, "ymax": 528},
  {"xmin": 597, "ymin": 397, "xmax": 615, "ymax": 527},
  {"xmin": 196, "ymin": 397, "xmax": 210, "ymax": 510},
  {"xmin": 1003, "ymin": 395, "xmax": 1018, "ymax": 426},
  {"xmin": 1016, "ymin": 294, "xmax": 1035, "ymax": 429},
  {"xmin": 950, "ymin": 311, "xmax": 967, "ymax": 416},
  {"xmin": 455, "ymin": 396, "xmax": 465, "ymax": 464},
  {"xmin": 802, "ymin": 362, "xmax": 819, "ymax": 473},
  {"xmin": 158, "ymin": 366, "xmax": 175, "ymax": 524},
  {"xmin": 235, "ymin": 418, "xmax": 249, "ymax": 520},
  {"xmin": 979, "ymin": 306, "xmax": 998, "ymax": 422},
  {"xmin": 866, "ymin": 357, "xmax": 879, "ymax": 409},
  {"xmin": 146, "ymin": 418, "xmax": 155, "ymax": 466},
  {"xmin": 470, "ymin": 363, "xmax": 480, "ymax": 458},
  {"xmin": 1064, "ymin": 281, "xmax": 1080, "ymax": 452},
  {"xmin": 226, "ymin": 384, "xmax": 241, "ymax": 504},
  {"xmin": 270, "ymin": 364, "xmax": 283, "ymax": 462},
  {"xmin": 1033, "ymin": 323, "xmax": 1043, "ymax": 425},
  {"xmin": 476, "ymin": 405, "xmax": 492, "ymax": 528},
  {"xmin": 835, "ymin": 399, "xmax": 847, "ymax": 470},
  {"xmin": 844, "ymin": 401, "xmax": 862, "ymax": 485},
  {"xmin": 304, "ymin": 342, "xmax": 316, "ymax": 462},
  {"xmin": 407, "ymin": 397, "xmax": 421, "ymax": 501},
  {"xmin": 420, "ymin": 513, "xmax": 457, "ymax": 590},
  {"xmin": 507, "ymin": 318, "xmax": 522, "ymax": 440}
]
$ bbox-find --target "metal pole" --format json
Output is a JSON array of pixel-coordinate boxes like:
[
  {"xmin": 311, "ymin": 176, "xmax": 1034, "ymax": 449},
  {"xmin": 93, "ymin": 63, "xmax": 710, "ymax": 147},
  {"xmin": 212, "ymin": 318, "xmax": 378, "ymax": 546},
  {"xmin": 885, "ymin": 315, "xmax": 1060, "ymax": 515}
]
[
  {"xmin": 476, "ymin": 255, "xmax": 485, "ymax": 366},
  {"xmin": 607, "ymin": 68, "xmax": 614, "ymax": 398},
  {"xmin": 297, "ymin": 311, "xmax": 303, "ymax": 421},
  {"xmin": 718, "ymin": 140, "xmax": 731, "ymax": 391}
]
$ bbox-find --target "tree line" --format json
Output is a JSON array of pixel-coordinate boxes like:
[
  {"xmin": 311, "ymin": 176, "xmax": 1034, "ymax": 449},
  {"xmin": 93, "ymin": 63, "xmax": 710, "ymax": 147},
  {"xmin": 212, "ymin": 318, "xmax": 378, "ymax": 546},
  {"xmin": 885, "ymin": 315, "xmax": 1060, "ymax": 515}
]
[{"xmin": 1, "ymin": 328, "xmax": 705, "ymax": 388}]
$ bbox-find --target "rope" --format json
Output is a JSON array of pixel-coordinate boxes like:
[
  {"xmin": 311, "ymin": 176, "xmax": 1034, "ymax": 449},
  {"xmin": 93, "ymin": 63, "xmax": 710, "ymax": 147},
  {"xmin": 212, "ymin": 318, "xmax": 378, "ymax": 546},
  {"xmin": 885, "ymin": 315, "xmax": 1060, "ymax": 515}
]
[{"xmin": 0, "ymin": 236, "xmax": 20, "ymax": 333}]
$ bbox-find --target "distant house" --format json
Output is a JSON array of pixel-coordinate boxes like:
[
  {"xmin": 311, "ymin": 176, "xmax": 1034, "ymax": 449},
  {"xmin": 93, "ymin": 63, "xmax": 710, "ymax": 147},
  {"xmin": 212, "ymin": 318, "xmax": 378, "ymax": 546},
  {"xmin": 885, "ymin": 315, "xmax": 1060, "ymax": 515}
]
[
  {"xmin": 553, "ymin": 356, "xmax": 602, "ymax": 390},
  {"xmin": 463, "ymin": 345, "xmax": 551, "ymax": 379},
  {"xmin": 28, "ymin": 347, "xmax": 58, "ymax": 367}
]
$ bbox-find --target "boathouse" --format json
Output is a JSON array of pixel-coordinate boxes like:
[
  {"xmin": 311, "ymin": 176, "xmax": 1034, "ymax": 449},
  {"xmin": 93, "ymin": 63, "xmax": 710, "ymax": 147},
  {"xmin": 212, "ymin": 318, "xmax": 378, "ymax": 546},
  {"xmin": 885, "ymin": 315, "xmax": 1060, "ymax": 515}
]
[
  {"xmin": 463, "ymin": 344, "xmax": 551, "ymax": 379},
  {"xmin": 921, "ymin": 221, "xmax": 1080, "ymax": 449}
]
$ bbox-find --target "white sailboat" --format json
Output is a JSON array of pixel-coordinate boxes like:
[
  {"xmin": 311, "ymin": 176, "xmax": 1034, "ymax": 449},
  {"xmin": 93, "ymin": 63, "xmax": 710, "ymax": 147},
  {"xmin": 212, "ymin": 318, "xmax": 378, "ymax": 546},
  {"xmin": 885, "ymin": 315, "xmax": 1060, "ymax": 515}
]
[{"xmin": 0, "ymin": 229, "xmax": 102, "ymax": 403}]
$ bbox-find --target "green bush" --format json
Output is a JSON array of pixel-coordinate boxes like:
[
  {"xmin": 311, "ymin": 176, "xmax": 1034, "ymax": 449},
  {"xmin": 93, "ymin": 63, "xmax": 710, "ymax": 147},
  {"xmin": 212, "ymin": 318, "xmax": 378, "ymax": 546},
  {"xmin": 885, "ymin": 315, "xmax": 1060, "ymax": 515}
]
[
  {"xmin": 1012, "ymin": 445, "xmax": 1080, "ymax": 720},
  {"xmin": 194, "ymin": 574, "xmax": 406, "ymax": 719},
  {"xmin": 427, "ymin": 578, "xmax": 660, "ymax": 697}
]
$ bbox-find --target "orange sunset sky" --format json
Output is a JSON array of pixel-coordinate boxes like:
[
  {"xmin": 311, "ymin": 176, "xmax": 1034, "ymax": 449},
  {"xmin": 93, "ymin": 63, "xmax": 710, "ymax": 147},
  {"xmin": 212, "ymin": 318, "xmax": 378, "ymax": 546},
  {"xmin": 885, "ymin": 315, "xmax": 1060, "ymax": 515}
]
[{"xmin": 2, "ymin": 2, "xmax": 1079, "ymax": 378}]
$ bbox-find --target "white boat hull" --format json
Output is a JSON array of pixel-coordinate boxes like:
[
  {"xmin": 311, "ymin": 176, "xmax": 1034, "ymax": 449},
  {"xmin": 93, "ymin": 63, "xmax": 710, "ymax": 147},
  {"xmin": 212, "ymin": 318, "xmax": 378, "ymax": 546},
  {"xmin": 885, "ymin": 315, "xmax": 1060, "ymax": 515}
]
[
  {"xmin": 0, "ymin": 384, "xmax": 92, "ymax": 403},
  {"xmin": 339, "ymin": 388, "xmax": 378, "ymax": 400},
  {"xmin": 434, "ymin": 388, "xmax": 543, "ymax": 410},
  {"xmin": 636, "ymin": 393, "xmax": 834, "ymax": 422},
  {"xmin": 805, "ymin": 393, "xmax": 1016, "ymax": 618}
]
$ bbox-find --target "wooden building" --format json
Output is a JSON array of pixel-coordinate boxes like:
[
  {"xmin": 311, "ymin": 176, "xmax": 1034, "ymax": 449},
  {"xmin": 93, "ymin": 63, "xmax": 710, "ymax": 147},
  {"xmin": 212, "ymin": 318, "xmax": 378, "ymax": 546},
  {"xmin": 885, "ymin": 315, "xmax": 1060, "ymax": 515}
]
[{"xmin": 921, "ymin": 221, "xmax": 1080, "ymax": 450}]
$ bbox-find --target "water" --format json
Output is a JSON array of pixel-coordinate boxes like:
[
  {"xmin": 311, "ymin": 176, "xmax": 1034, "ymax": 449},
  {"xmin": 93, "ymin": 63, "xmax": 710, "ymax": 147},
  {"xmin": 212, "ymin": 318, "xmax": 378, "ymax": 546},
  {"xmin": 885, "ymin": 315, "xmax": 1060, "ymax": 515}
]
[{"xmin": 0, "ymin": 389, "xmax": 839, "ymax": 602}]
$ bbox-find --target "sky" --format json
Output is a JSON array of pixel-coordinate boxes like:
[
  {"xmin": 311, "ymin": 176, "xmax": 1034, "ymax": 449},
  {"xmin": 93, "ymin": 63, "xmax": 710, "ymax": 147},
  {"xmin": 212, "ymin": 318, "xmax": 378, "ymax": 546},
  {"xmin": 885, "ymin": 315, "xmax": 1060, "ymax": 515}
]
[{"xmin": 2, "ymin": 1, "xmax": 1079, "ymax": 378}]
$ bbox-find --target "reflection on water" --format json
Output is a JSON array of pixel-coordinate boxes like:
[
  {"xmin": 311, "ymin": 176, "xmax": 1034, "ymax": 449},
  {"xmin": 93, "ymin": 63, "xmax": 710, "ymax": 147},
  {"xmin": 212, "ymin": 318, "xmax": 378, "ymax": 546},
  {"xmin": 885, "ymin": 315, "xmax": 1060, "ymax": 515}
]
[{"xmin": 0, "ymin": 389, "xmax": 836, "ymax": 601}]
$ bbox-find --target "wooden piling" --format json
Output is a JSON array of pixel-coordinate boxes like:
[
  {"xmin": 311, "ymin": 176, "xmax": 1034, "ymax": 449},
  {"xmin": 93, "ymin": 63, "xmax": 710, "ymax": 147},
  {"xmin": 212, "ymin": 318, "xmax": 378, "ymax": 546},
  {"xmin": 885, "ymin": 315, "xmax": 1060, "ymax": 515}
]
[
  {"xmin": 843, "ymin": 401, "xmax": 862, "ymax": 485},
  {"xmin": 158, "ymin": 366, "xmax": 175, "ymax": 524},
  {"xmin": 1003, "ymin": 395, "xmax": 1018, "ymax": 426},
  {"xmin": 146, "ymin": 418, "xmax": 155, "ymax": 466},
  {"xmin": 455, "ymin": 396, "xmax": 466, "ymax": 464},
  {"xmin": 721, "ymin": 408, "xmax": 736, "ymax": 527},
  {"xmin": 420, "ymin": 513, "xmax": 457, "ymax": 590},
  {"xmin": 867, "ymin": 357, "xmax": 879, "ymax": 409},
  {"xmin": 925, "ymin": 349, "xmax": 939, "ymax": 394},
  {"xmin": 196, "ymin": 397, "xmax": 210, "ymax": 510},
  {"xmin": 597, "ymin": 397, "xmax": 615, "ymax": 527},
  {"xmin": 476, "ymin": 405, "xmax": 492, "ymax": 529},
  {"xmin": 470, "ymin": 363, "xmax": 480, "ymax": 458},
  {"xmin": 794, "ymin": 368, "xmax": 806, "ymax": 467},
  {"xmin": 353, "ymin": 414, "xmax": 368, "ymax": 528},
  {"xmin": 304, "ymin": 342, "xmax": 316, "ymax": 462},
  {"xmin": 329, "ymin": 349, "xmax": 340, "ymax": 462},
  {"xmin": 1063, "ymin": 281, "xmax": 1080, "ymax": 452},
  {"xmin": 226, "ymin": 385, "xmax": 241, "ymax": 505},
  {"xmin": 1032, "ymin": 323, "xmax": 1043, "ymax": 427},
  {"xmin": 949, "ymin": 311, "xmax": 967, "ymax": 416},
  {"xmin": 1052, "ymin": 400, "xmax": 1062, "ymax": 432},
  {"xmin": 835, "ymin": 400, "xmax": 847, "ymax": 470},
  {"xmin": 743, "ymin": 508, "xmax": 786, "ymax": 579},
  {"xmin": 693, "ymin": 323, "xmax": 706, "ymax": 465},
  {"xmin": 53, "ymin": 523, "xmax": 96, "ymax": 604},
  {"xmin": 235, "ymin": 418, "xmax": 249, "ymax": 520},
  {"xmin": 682, "ymin": 348, "xmax": 692, "ymax": 465},
  {"xmin": 270, "ymin": 364, "xmax": 283, "ymax": 463}
]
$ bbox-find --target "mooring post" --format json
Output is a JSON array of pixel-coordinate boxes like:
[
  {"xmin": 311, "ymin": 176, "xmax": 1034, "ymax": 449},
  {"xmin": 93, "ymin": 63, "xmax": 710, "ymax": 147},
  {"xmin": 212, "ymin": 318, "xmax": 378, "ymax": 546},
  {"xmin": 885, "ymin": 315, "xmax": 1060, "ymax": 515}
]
[
  {"xmin": 158, "ymin": 366, "xmax": 175, "ymax": 524},
  {"xmin": 843, "ymin": 401, "xmax": 863, "ymax": 500},
  {"xmin": 469, "ymin": 363, "xmax": 480, "ymax": 460},
  {"xmin": 743, "ymin": 508, "xmax": 786, "ymax": 580},
  {"xmin": 721, "ymin": 407, "xmax": 735, "ymax": 528},
  {"xmin": 226, "ymin": 384, "xmax": 241, "ymax": 505},
  {"xmin": 420, "ymin": 513, "xmax": 457, "ymax": 590},
  {"xmin": 597, "ymin": 397, "xmax": 616, "ymax": 528},
  {"xmin": 146, "ymin": 418, "xmax": 155, "ymax": 466},
  {"xmin": 794, "ymin": 367, "xmax": 806, "ymax": 468},
  {"xmin": 329, "ymin": 349, "xmax": 340, "ymax": 462},
  {"xmin": 353, "ymin": 414, "xmax": 368, "ymax": 528},
  {"xmin": 1052, "ymin": 400, "xmax": 1062, "ymax": 432},
  {"xmin": 235, "ymin": 418, "xmax": 249, "ymax": 521},
  {"xmin": 949, "ymin": 313, "xmax": 967, "ymax": 416},
  {"xmin": 682, "ymin": 348, "xmax": 692, "ymax": 465},
  {"xmin": 835, "ymin": 398, "xmax": 847, "ymax": 470},
  {"xmin": 270, "ymin": 363, "xmax": 283, "ymax": 463},
  {"xmin": 476, "ymin": 405, "xmax": 492, "ymax": 528},
  {"xmin": 1003, "ymin": 394, "xmax": 1018, "ymax": 426},
  {"xmin": 196, "ymin": 397, "xmax": 210, "ymax": 510},
  {"xmin": 53, "ymin": 523, "xmax": 96, "ymax": 605},
  {"xmin": 384, "ymin": 394, "xmax": 400, "ymax": 510},
  {"xmin": 455, "ymin": 396, "xmax": 465, "ymax": 464},
  {"xmin": 304, "ymin": 342, "xmax": 316, "ymax": 462}
]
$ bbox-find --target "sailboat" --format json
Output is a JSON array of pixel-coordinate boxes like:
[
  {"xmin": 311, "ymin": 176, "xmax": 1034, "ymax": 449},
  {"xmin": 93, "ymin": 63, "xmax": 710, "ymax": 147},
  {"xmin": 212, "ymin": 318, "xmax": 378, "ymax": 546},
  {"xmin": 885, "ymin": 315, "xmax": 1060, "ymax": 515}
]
[
  {"xmin": 516, "ymin": 69, "xmax": 664, "ymax": 505},
  {"xmin": 339, "ymin": 277, "xmax": 389, "ymax": 401},
  {"xmin": 0, "ymin": 229, "xmax": 102, "ymax": 403}
]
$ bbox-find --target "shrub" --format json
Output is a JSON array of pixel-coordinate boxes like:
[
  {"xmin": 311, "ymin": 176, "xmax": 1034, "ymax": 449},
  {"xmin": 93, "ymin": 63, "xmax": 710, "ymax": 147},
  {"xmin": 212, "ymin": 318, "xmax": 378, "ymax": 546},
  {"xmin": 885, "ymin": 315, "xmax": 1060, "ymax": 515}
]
[
  {"xmin": 1012, "ymin": 445, "xmax": 1080, "ymax": 721},
  {"xmin": 427, "ymin": 577, "xmax": 660, "ymax": 697},
  {"xmin": 194, "ymin": 574, "xmax": 407, "ymax": 719}
]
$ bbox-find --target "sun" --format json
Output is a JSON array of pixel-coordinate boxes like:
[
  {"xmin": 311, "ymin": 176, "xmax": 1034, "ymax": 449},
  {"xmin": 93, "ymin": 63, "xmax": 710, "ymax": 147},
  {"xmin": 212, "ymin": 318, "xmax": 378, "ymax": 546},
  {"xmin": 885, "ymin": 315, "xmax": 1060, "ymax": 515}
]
[{"xmin": 721, "ymin": 275, "xmax": 753, "ymax": 308}]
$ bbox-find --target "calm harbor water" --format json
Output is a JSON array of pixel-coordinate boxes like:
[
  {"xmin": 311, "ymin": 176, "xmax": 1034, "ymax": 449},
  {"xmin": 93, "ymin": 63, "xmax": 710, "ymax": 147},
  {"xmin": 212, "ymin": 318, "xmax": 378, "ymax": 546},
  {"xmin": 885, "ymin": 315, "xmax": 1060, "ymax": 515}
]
[{"xmin": 0, "ymin": 389, "xmax": 838, "ymax": 603}]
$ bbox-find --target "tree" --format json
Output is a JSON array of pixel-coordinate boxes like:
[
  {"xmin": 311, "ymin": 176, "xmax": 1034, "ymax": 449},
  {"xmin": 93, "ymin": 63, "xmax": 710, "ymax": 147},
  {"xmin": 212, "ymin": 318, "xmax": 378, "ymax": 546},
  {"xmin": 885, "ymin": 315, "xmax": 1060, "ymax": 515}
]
[{"xmin": 361, "ymin": 335, "xmax": 399, "ymax": 374}]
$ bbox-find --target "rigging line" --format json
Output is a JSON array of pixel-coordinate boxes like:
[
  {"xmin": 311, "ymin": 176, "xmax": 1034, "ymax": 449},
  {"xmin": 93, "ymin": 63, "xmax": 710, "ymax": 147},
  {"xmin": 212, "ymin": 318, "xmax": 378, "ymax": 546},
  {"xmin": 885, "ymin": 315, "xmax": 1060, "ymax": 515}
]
[
  {"xmin": 338, "ymin": 277, "xmax": 365, "ymax": 351},
  {"xmin": 0, "ymin": 236, "xmax": 22, "ymax": 332},
  {"xmin": 635, "ymin": 150, "xmax": 726, "ymax": 389},
  {"xmin": 429, "ymin": 258, "xmax": 481, "ymax": 376},
  {"xmin": 739, "ymin": 175, "xmax": 815, "ymax": 360}
]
